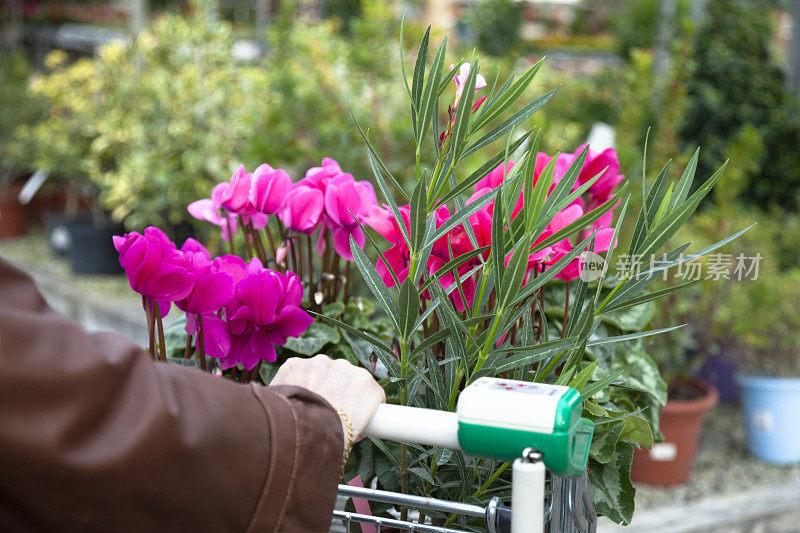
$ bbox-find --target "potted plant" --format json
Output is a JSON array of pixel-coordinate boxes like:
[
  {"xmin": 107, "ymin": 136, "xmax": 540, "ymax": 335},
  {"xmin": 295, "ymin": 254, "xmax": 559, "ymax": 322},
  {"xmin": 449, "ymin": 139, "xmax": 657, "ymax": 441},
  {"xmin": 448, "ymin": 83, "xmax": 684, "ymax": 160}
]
[
  {"xmin": 683, "ymin": 195, "xmax": 800, "ymax": 465},
  {"xmin": 630, "ymin": 324, "xmax": 719, "ymax": 486},
  {"xmin": 0, "ymin": 51, "xmax": 48, "ymax": 238},
  {"xmin": 82, "ymin": 3, "xmax": 270, "ymax": 235},
  {"xmin": 10, "ymin": 49, "xmax": 124, "ymax": 274}
]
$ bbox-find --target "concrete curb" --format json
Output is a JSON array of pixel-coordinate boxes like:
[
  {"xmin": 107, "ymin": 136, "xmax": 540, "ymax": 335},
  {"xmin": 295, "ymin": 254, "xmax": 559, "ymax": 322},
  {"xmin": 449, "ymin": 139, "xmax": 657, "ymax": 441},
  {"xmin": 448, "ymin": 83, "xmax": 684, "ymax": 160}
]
[{"xmin": 599, "ymin": 478, "xmax": 800, "ymax": 533}]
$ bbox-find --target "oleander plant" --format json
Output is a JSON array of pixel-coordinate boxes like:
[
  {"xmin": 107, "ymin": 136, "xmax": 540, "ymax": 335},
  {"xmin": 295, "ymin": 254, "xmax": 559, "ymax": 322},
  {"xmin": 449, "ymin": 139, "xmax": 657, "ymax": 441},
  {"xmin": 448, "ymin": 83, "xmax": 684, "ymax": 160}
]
[{"xmin": 115, "ymin": 27, "xmax": 746, "ymax": 527}]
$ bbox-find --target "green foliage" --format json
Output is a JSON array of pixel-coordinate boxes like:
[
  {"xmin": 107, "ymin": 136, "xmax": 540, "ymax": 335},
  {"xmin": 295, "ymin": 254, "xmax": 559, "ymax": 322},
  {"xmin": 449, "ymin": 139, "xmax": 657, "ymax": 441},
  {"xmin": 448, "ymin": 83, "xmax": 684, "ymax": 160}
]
[
  {"xmin": 8, "ymin": 50, "xmax": 97, "ymax": 190},
  {"xmin": 340, "ymin": 28, "xmax": 738, "ymax": 525},
  {"xmin": 87, "ymin": 4, "xmax": 270, "ymax": 228},
  {"xmin": 250, "ymin": 0, "xmax": 419, "ymax": 184},
  {"xmin": 650, "ymin": 126, "xmax": 798, "ymax": 377},
  {"xmin": 282, "ymin": 299, "xmax": 395, "ymax": 377},
  {"xmin": 465, "ymin": 0, "xmax": 523, "ymax": 57},
  {"xmin": 680, "ymin": 0, "xmax": 800, "ymax": 209},
  {"xmin": 609, "ymin": 0, "xmax": 659, "ymax": 57},
  {"xmin": 0, "ymin": 52, "xmax": 47, "ymax": 182}
]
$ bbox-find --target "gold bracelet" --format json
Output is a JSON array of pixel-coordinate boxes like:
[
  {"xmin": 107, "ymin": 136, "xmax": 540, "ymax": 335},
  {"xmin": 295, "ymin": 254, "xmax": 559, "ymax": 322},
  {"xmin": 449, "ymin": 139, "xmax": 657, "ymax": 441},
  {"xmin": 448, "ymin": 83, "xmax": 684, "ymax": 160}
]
[{"xmin": 333, "ymin": 407, "xmax": 353, "ymax": 467}]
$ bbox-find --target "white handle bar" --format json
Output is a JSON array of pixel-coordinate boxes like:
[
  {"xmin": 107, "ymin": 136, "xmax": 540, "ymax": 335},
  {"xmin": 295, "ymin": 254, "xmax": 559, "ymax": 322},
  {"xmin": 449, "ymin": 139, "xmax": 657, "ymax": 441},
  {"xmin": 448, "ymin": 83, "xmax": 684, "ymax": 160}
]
[{"xmin": 362, "ymin": 404, "xmax": 461, "ymax": 450}]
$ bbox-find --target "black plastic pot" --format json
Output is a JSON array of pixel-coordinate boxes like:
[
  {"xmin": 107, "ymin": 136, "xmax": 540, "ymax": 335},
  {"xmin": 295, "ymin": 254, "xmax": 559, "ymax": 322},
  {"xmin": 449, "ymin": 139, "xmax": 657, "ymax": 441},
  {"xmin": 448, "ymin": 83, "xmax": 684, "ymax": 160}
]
[
  {"xmin": 44, "ymin": 212, "xmax": 92, "ymax": 257},
  {"xmin": 68, "ymin": 220, "xmax": 124, "ymax": 275}
]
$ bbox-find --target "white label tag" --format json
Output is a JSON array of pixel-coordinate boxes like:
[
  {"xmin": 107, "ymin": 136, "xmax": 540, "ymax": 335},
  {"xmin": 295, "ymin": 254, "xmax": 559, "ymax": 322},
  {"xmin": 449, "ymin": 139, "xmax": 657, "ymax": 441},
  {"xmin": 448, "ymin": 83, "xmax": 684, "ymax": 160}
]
[
  {"xmin": 649, "ymin": 442, "xmax": 677, "ymax": 461},
  {"xmin": 489, "ymin": 381, "xmax": 563, "ymax": 396},
  {"xmin": 752, "ymin": 410, "xmax": 775, "ymax": 433}
]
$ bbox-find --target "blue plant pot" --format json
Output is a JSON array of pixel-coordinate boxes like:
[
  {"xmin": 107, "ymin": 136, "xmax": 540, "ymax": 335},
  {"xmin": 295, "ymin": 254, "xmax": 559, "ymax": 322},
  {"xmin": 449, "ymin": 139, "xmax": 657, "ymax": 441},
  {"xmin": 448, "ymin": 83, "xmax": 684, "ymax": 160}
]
[{"xmin": 738, "ymin": 375, "xmax": 800, "ymax": 464}]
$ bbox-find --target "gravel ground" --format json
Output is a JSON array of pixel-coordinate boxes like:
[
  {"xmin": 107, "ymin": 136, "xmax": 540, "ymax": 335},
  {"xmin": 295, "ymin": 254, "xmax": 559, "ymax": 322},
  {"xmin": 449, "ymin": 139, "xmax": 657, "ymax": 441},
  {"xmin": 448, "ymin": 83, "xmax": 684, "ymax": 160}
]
[{"xmin": 634, "ymin": 403, "xmax": 800, "ymax": 509}]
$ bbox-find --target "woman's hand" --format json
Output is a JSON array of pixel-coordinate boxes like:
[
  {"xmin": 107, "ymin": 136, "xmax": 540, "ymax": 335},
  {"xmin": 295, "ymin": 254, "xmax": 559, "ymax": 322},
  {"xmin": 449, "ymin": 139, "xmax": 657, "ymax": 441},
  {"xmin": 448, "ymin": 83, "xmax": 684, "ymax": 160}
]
[{"xmin": 270, "ymin": 354, "xmax": 385, "ymax": 443}]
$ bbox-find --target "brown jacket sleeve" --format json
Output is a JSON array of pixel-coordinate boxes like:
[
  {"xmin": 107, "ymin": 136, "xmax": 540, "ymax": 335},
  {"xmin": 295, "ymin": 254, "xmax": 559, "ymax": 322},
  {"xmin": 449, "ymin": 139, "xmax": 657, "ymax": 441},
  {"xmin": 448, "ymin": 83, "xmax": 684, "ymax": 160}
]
[{"xmin": 0, "ymin": 257, "xmax": 344, "ymax": 532}]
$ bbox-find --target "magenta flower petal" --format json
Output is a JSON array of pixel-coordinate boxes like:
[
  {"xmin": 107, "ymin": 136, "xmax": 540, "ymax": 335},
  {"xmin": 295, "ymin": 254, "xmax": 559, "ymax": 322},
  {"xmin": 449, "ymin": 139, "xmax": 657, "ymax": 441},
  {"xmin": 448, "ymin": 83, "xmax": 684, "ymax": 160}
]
[
  {"xmin": 181, "ymin": 271, "xmax": 235, "ymax": 315},
  {"xmin": 181, "ymin": 238, "xmax": 211, "ymax": 261},
  {"xmin": 234, "ymin": 271, "xmax": 280, "ymax": 325},
  {"xmin": 281, "ymin": 272, "xmax": 303, "ymax": 307},
  {"xmin": 213, "ymin": 255, "xmax": 247, "ymax": 283},
  {"xmin": 220, "ymin": 164, "xmax": 252, "ymax": 214},
  {"xmin": 332, "ymin": 224, "xmax": 364, "ymax": 261},
  {"xmin": 251, "ymin": 166, "xmax": 292, "ymax": 215},
  {"xmin": 143, "ymin": 262, "xmax": 195, "ymax": 301},
  {"xmin": 279, "ymin": 185, "xmax": 324, "ymax": 233},
  {"xmin": 187, "ymin": 199, "xmax": 222, "ymax": 225},
  {"xmin": 199, "ymin": 313, "xmax": 231, "ymax": 359},
  {"xmin": 271, "ymin": 306, "xmax": 313, "ymax": 339},
  {"xmin": 593, "ymin": 228, "xmax": 618, "ymax": 254}
]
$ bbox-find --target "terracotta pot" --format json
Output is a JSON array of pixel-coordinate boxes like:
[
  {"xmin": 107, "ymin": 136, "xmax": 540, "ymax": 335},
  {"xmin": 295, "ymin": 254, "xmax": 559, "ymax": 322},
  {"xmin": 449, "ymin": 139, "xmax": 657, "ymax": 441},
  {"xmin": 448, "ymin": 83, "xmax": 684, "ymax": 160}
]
[
  {"xmin": 630, "ymin": 378, "xmax": 718, "ymax": 486},
  {"xmin": 0, "ymin": 184, "xmax": 28, "ymax": 238}
]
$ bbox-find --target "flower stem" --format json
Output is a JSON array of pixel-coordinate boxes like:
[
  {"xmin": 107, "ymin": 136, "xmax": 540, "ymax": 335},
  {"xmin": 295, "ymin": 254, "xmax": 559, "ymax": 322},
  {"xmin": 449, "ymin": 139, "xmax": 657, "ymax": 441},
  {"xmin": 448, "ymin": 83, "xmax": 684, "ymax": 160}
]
[
  {"xmin": 342, "ymin": 261, "xmax": 351, "ymax": 303},
  {"xmin": 144, "ymin": 297, "xmax": 155, "ymax": 359},
  {"xmin": 197, "ymin": 315, "xmax": 206, "ymax": 371},
  {"xmin": 184, "ymin": 334, "xmax": 193, "ymax": 359},
  {"xmin": 264, "ymin": 222, "xmax": 277, "ymax": 260},
  {"xmin": 243, "ymin": 224, "xmax": 255, "ymax": 260},
  {"xmin": 155, "ymin": 305, "xmax": 167, "ymax": 362},
  {"xmin": 226, "ymin": 217, "xmax": 236, "ymax": 256},
  {"xmin": 306, "ymin": 233, "xmax": 314, "ymax": 286},
  {"xmin": 252, "ymin": 225, "xmax": 268, "ymax": 265}
]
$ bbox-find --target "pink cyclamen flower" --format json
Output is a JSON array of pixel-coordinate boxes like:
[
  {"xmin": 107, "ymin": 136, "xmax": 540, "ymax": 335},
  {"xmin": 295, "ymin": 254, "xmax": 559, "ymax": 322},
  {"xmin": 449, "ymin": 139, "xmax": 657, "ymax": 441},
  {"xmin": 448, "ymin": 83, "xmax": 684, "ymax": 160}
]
[
  {"xmin": 323, "ymin": 174, "xmax": 377, "ymax": 260},
  {"xmin": 113, "ymin": 227, "xmax": 194, "ymax": 305},
  {"xmin": 304, "ymin": 157, "xmax": 344, "ymax": 193},
  {"xmin": 250, "ymin": 164, "xmax": 292, "ymax": 215},
  {"xmin": 222, "ymin": 264, "xmax": 312, "ymax": 370},
  {"xmin": 279, "ymin": 184, "xmax": 324, "ymax": 234},
  {"xmin": 450, "ymin": 63, "xmax": 487, "ymax": 107},
  {"xmin": 175, "ymin": 239, "xmax": 236, "ymax": 316},
  {"xmin": 187, "ymin": 182, "xmax": 238, "ymax": 241},
  {"xmin": 219, "ymin": 164, "xmax": 252, "ymax": 214}
]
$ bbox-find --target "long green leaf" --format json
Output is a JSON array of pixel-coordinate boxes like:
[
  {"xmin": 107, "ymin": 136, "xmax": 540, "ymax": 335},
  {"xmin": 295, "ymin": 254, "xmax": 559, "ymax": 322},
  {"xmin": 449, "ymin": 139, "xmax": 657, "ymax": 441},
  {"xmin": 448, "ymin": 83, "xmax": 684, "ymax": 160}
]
[
  {"xmin": 410, "ymin": 177, "xmax": 427, "ymax": 252},
  {"xmin": 350, "ymin": 237, "xmax": 399, "ymax": 330},
  {"xmin": 436, "ymin": 130, "xmax": 532, "ymax": 208},
  {"xmin": 581, "ymin": 369, "xmax": 625, "ymax": 399},
  {"xmin": 602, "ymin": 279, "xmax": 703, "ymax": 314},
  {"xmin": 462, "ymin": 86, "xmax": 559, "ymax": 158},
  {"xmin": 586, "ymin": 325, "xmax": 685, "ymax": 347},
  {"xmin": 311, "ymin": 312, "xmax": 399, "ymax": 376},
  {"xmin": 497, "ymin": 233, "xmax": 531, "ymax": 310},
  {"xmin": 416, "ymin": 37, "xmax": 448, "ymax": 150},
  {"xmin": 670, "ymin": 147, "xmax": 699, "ymax": 210},
  {"xmin": 491, "ymin": 187, "xmax": 506, "ymax": 287},
  {"xmin": 411, "ymin": 27, "xmax": 431, "ymax": 136},
  {"xmin": 494, "ymin": 339, "xmax": 574, "ymax": 373},
  {"xmin": 398, "ymin": 278, "xmax": 420, "ymax": 340},
  {"xmin": 472, "ymin": 57, "xmax": 545, "ymax": 132},
  {"xmin": 636, "ymin": 161, "xmax": 729, "ymax": 261},
  {"xmin": 411, "ymin": 329, "xmax": 452, "ymax": 359}
]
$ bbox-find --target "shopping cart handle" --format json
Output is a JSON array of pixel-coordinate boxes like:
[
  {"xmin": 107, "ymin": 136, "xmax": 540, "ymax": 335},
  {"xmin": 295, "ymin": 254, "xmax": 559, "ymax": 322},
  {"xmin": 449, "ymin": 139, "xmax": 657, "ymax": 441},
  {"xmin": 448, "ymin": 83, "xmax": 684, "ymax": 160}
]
[
  {"xmin": 363, "ymin": 403, "xmax": 461, "ymax": 449},
  {"xmin": 361, "ymin": 377, "xmax": 594, "ymax": 478}
]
